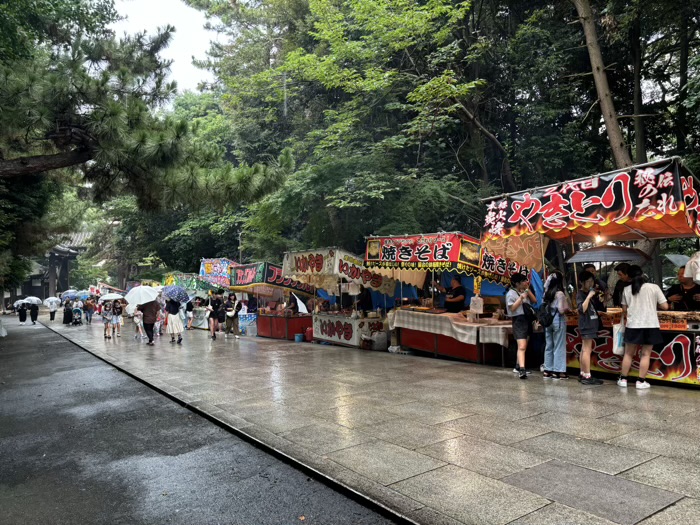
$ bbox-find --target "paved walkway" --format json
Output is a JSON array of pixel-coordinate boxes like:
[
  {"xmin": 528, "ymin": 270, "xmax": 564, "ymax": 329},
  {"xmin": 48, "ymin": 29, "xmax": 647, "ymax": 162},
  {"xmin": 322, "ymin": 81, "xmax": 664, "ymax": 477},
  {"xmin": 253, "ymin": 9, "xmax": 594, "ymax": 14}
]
[
  {"xmin": 0, "ymin": 323, "xmax": 398, "ymax": 525},
  {"xmin": 42, "ymin": 317, "xmax": 700, "ymax": 525}
]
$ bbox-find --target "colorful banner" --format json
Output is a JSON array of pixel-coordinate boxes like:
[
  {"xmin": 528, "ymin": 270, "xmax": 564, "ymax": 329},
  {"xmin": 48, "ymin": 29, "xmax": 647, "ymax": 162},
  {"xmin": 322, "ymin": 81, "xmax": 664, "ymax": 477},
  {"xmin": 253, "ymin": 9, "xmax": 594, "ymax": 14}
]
[
  {"xmin": 365, "ymin": 232, "xmax": 481, "ymax": 271},
  {"xmin": 163, "ymin": 273, "xmax": 217, "ymax": 292},
  {"xmin": 483, "ymin": 159, "xmax": 700, "ymax": 242},
  {"xmin": 363, "ymin": 233, "xmax": 524, "ymax": 285},
  {"xmin": 198, "ymin": 258, "xmax": 237, "ymax": 287},
  {"xmin": 230, "ymin": 262, "xmax": 315, "ymax": 295},
  {"xmin": 283, "ymin": 248, "xmax": 396, "ymax": 295},
  {"xmin": 231, "ymin": 263, "xmax": 267, "ymax": 287}
]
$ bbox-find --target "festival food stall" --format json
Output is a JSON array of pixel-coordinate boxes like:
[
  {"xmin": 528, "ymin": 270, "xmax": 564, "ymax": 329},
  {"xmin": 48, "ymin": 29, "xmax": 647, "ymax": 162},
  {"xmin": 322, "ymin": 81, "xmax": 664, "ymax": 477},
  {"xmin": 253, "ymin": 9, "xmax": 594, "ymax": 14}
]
[
  {"xmin": 364, "ymin": 232, "xmax": 537, "ymax": 361},
  {"xmin": 282, "ymin": 248, "xmax": 397, "ymax": 348},
  {"xmin": 483, "ymin": 157, "xmax": 700, "ymax": 385},
  {"xmin": 230, "ymin": 262, "xmax": 315, "ymax": 338}
]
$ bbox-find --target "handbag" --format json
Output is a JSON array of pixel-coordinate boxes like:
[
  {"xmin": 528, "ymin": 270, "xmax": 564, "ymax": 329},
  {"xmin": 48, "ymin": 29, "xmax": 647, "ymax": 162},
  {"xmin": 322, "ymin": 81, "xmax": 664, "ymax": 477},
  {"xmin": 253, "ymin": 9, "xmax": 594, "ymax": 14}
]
[
  {"xmin": 226, "ymin": 310, "xmax": 236, "ymax": 318},
  {"xmin": 612, "ymin": 319, "xmax": 625, "ymax": 356}
]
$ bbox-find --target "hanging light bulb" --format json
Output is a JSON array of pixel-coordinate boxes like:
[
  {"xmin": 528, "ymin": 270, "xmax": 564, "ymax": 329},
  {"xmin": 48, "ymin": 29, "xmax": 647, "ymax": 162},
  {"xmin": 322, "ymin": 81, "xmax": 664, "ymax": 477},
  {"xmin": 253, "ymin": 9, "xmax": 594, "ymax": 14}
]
[{"xmin": 595, "ymin": 229, "xmax": 603, "ymax": 244}]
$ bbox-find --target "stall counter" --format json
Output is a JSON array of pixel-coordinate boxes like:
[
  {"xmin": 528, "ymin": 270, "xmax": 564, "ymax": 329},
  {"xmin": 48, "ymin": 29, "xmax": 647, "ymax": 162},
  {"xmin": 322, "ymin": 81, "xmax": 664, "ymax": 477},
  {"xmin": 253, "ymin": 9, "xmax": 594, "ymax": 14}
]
[
  {"xmin": 390, "ymin": 308, "xmax": 512, "ymax": 362},
  {"xmin": 312, "ymin": 312, "xmax": 387, "ymax": 349},
  {"xmin": 257, "ymin": 313, "xmax": 313, "ymax": 341},
  {"xmin": 566, "ymin": 309, "xmax": 700, "ymax": 385}
]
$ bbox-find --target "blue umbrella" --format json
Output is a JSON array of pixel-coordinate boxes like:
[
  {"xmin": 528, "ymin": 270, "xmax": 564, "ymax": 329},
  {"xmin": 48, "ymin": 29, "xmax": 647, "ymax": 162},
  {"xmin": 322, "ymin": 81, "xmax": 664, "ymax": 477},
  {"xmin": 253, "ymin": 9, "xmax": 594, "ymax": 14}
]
[
  {"xmin": 162, "ymin": 285, "xmax": 189, "ymax": 304},
  {"xmin": 62, "ymin": 292, "xmax": 78, "ymax": 300}
]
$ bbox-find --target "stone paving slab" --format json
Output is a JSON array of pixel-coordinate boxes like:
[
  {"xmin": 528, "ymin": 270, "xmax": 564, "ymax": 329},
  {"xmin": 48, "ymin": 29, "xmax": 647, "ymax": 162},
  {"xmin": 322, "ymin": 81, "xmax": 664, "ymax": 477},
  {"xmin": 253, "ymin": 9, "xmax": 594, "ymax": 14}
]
[
  {"xmin": 503, "ymin": 460, "xmax": 682, "ymax": 525},
  {"xmin": 43, "ymin": 320, "xmax": 700, "ymax": 525}
]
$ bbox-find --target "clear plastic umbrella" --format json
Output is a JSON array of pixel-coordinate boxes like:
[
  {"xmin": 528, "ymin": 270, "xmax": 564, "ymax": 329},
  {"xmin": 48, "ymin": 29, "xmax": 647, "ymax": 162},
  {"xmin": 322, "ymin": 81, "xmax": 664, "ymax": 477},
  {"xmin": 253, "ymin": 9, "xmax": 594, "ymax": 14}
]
[
  {"xmin": 23, "ymin": 296, "xmax": 42, "ymax": 305},
  {"xmin": 44, "ymin": 297, "xmax": 61, "ymax": 307},
  {"xmin": 13, "ymin": 299, "xmax": 28, "ymax": 308}
]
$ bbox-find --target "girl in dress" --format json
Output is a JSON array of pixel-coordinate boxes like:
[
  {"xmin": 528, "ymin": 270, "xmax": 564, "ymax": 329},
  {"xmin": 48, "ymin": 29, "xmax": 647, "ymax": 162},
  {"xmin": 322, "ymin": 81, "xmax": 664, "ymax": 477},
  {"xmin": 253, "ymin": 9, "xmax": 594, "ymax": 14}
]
[{"xmin": 133, "ymin": 309, "xmax": 146, "ymax": 339}]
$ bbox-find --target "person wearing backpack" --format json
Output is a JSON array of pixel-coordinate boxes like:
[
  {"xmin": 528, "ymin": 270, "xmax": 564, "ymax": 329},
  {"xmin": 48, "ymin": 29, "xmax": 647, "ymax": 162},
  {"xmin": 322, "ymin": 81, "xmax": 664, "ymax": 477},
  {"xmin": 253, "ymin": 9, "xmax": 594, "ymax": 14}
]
[
  {"xmin": 542, "ymin": 272, "xmax": 571, "ymax": 379},
  {"xmin": 506, "ymin": 273, "xmax": 537, "ymax": 379}
]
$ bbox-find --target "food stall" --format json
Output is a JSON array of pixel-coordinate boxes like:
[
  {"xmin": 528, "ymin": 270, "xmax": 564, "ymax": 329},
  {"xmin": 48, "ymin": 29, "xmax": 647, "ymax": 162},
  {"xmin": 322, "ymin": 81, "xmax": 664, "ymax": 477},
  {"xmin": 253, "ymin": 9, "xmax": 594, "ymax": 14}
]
[
  {"xmin": 483, "ymin": 157, "xmax": 700, "ymax": 385},
  {"xmin": 230, "ymin": 262, "xmax": 315, "ymax": 339},
  {"xmin": 365, "ymin": 232, "xmax": 535, "ymax": 361},
  {"xmin": 282, "ymin": 248, "xmax": 396, "ymax": 348}
]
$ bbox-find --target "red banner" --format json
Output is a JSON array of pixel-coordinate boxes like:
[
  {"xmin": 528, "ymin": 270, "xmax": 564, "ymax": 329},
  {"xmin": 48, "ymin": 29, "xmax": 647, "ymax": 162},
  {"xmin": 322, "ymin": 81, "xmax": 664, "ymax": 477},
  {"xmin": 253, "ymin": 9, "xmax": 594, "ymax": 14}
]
[
  {"xmin": 365, "ymin": 233, "xmax": 481, "ymax": 271},
  {"xmin": 483, "ymin": 159, "xmax": 700, "ymax": 241}
]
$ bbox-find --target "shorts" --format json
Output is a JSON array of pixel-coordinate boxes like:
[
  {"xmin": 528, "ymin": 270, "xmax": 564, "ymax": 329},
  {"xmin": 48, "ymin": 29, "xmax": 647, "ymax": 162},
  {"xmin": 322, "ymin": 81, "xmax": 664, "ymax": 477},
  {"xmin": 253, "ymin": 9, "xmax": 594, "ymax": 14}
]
[
  {"xmin": 111, "ymin": 315, "xmax": 122, "ymax": 325},
  {"xmin": 187, "ymin": 311, "xmax": 193, "ymax": 319},
  {"xmin": 580, "ymin": 330, "xmax": 599, "ymax": 340},
  {"xmin": 102, "ymin": 316, "xmax": 112, "ymax": 325},
  {"xmin": 511, "ymin": 315, "xmax": 532, "ymax": 341},
  {"xmin": 625, "ymin": 327, "xmax": 663, "ymax": 346}
]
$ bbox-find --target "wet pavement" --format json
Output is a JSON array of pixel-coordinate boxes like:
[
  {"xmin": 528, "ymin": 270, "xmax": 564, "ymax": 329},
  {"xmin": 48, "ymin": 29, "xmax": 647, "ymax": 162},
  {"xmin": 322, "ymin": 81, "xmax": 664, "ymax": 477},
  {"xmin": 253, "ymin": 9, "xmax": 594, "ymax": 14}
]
[
  {"xmin": 0, "ymin": 322, "xmax": 399, "ymax": 525},
  {"xmin": 36, "ymin": 316, "xmax": 700, "ymax": 524}
]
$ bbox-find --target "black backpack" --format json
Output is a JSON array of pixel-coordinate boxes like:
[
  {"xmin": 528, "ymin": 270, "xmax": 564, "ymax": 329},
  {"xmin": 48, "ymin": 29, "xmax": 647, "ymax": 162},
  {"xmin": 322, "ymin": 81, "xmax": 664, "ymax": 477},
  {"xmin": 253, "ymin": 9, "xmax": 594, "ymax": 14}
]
[
  {"xmin": 522, "ymin": 302, "xmax": 537, "ymax": 322},
  {"xmin": 536, "ymin": 301, "xmax": 555, "ymax": 328}
]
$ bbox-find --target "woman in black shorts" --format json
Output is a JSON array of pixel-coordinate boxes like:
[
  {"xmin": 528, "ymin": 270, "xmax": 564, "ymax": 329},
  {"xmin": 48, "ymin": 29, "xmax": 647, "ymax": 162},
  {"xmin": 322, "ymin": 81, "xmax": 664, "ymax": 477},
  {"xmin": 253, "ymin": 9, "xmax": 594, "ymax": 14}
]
[{"xmin": 619, "ymin": 265, "xmax": 669, "ymax": 390}]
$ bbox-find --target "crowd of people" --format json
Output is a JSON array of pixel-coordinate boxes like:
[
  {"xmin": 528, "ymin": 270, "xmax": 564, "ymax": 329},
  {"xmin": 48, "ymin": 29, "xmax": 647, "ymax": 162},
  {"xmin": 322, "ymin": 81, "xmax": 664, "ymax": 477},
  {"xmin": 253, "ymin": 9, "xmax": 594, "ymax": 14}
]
[{"xmin": 506, "ymin": 263, "xmax": 670, "ymax": 390}]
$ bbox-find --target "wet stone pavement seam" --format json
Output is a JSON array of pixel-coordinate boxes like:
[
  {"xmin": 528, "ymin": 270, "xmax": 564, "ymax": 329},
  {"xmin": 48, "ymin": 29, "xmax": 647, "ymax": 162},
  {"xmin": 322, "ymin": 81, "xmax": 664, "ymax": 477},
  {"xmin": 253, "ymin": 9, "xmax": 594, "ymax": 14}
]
[{"xmin": 39, "ymin": 315, "xmax": 700, "ymax": 525}]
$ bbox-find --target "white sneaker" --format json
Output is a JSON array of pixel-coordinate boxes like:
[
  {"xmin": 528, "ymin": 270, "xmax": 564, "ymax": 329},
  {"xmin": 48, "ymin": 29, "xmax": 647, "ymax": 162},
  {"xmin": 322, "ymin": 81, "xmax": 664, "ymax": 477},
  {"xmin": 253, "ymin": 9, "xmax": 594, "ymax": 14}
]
[
  {"xmin": 636, "ymin": 381, "xmax": 651, "ymax": 390},
  {"xmin": 617, "ymin": 378, "xmax": 627, "ymax": 388},
  {"xmin": 235, "ymin": 335, "xmax": 240, "ymax": 339}
]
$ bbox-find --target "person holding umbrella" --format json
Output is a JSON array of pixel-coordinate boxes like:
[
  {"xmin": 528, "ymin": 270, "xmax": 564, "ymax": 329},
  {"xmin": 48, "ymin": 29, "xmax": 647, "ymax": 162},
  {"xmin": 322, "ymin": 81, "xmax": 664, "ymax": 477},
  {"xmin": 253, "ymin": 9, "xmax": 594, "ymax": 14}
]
[
  {"xmin": 138, "ymin": 300, "xmax": 160, "ymax": 346},
  {"xmin": 102, "ymin": 300, "xmax": 113, "ymax": 338},
  {"xmin": 63, "ymin": 300, "xmax": 74, "ymax": 325},
  {"xmin": 29, "ymin": 302, "xmax": 39, "ymax": 325},
  {"xmin": 17, "ymin": 301, "xmax": 28, "ymax": 325},
  {"xmin": 111, "ymin": 300, "xmax": 123, "ymax": 337},
  {"xmin": 45, "ymin": 297, "xmax": 60, "ymax": 321},
  {"xmin": 165, "ymin": 299, "xmax": 184, "ymax": 344}
]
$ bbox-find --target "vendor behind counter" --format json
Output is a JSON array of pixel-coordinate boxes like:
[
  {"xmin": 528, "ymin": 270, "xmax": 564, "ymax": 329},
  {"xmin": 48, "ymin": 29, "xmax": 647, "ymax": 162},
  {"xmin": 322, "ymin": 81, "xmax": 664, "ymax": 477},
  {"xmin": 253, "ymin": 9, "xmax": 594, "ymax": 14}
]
[{"xmin": 665, "ymin": 265, "xmax": 700, "ymax": 311}]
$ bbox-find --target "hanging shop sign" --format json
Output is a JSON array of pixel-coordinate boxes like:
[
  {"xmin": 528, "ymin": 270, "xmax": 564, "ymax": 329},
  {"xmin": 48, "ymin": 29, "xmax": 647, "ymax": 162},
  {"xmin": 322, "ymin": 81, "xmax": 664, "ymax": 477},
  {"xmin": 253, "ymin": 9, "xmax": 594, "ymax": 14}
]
[
  {"xmin": 163, "ymin": 273, "xmax": 217, "ymax": 292},
  {"xmin": 230, "ymin": 262, "xmax": 315, "ymax": 295},
  {"xmin": 483, "ymin": 159, "xmax": 700, "ymax": 242},
  {"xmin": 283, "ymin": 248, "xmax": 396, "ymax": 295},
  {"xmin": 199, "ymin": 258, "xmax": 238, "ymax": 287}
]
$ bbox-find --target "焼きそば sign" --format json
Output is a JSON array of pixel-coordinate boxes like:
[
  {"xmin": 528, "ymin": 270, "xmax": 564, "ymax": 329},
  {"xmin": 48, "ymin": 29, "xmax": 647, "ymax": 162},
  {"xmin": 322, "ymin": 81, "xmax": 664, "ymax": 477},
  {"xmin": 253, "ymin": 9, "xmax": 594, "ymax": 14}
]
[{"xmin": 364, "ymin": 233, "xmax": 481, "ymax": 271}]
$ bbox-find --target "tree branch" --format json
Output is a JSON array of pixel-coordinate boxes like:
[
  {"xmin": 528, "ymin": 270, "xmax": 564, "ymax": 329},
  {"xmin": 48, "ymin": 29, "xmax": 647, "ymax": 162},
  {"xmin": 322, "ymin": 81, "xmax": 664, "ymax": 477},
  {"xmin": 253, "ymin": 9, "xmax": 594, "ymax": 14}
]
[{"xmin": 0, "ymin": 149, "xmax": 93, "ymax": 179}]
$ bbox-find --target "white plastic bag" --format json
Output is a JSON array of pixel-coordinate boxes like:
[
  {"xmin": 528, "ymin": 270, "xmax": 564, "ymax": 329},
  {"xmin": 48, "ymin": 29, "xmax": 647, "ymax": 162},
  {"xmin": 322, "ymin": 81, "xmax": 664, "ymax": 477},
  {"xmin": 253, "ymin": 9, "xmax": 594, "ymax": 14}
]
[
  {"xmin": 612, "ymin": 320, "xmax": 625, "ymax": 356},
  {"xmin": 469, "ymin": 295, "xmax": 484, "ymax": 314}
]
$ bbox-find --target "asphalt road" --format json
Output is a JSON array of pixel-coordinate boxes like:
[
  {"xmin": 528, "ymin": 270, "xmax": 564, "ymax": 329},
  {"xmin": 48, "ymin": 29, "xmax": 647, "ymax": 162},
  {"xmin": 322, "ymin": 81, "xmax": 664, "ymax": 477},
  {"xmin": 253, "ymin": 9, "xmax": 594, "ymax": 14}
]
[{"xmin": 0, "ymin": 322, "xmax": 399, "ymax": 525}]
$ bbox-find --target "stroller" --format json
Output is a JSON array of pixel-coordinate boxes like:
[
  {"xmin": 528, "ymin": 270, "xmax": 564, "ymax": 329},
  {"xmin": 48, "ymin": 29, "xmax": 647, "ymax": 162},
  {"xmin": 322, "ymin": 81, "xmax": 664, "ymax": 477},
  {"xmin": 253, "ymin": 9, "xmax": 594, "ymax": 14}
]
[{"xmin": 72, "ymin": 308, "xmax": 83, "ymax": 326}]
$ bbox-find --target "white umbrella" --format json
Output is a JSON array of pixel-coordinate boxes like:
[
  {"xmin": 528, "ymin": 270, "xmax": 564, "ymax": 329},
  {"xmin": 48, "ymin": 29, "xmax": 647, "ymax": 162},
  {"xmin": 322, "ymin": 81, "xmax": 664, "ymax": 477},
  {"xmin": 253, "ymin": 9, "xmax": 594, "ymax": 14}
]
[
  {"xmin": 124, "ymin": 286, "xmax": 159, "ymax": 305},
  {"xmin": 23, "ymin": 296, "xmax": 43, "ymax": 305},
  {"xmin": 44, "ymin": 297, "xmax": 61, "ymax": 306},
  {"xmin": 99, "ymin": 293, "xmax": 124, "ymax": 302},
  {"xmin": 13, "ymin": 299, "xmax": 28, "ymax": 308}
]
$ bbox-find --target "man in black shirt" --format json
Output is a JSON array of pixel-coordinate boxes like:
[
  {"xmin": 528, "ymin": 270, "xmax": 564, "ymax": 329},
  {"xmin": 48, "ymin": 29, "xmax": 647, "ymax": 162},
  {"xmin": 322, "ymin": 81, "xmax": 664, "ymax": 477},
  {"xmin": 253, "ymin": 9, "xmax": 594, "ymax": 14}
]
[
  {"xmin": 207, "ymin": 292, "xmax": 223, "ymax": 340},
  {"xmin": 666, "ymin": 266, "xmax": 700, "ymax": 311},
  {"xmin": 436, "ymin": 277, "xmax": 466, "ymax": 313},
  {"xmin": 612, "ymin": 263, "xmax": 632, "ymax": 307}
]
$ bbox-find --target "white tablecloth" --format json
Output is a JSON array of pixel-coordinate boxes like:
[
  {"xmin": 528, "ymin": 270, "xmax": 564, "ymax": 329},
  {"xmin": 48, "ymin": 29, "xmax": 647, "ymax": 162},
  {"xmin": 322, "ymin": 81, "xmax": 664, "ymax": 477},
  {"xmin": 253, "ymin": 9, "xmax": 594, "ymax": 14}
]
[
  {"xmin": 389, "ymin": 309, "xmax": 512, "ymax": 348},
  {"xmin": 390, "ymin": 310, "xmax": 479, "ymax": 346}
]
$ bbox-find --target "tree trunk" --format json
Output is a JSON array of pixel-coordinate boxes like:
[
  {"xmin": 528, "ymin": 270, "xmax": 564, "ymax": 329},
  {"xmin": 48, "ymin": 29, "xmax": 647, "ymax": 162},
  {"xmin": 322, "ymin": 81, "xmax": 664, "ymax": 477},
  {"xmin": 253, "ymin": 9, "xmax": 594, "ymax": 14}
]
[
  {"xmin": 631, "ymin": 13, "xmax": 647, "ymax": 164},
  {"xmin": 0, "ymin": 149, "xmax": 92, "ymax": 179},
  {"xmin": 677, "ymin": 5, "xmax": 689, "ymax": 153},
  {"xmin": 571, "ymin": 0, "xmax": 633, "ymax": 169}
]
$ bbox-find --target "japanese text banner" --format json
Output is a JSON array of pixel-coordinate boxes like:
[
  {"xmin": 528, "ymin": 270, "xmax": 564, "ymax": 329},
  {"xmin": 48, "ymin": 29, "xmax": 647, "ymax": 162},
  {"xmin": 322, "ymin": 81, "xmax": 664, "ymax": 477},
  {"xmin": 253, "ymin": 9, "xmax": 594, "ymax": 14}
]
[
  {"xmin": 483, "ymin": 160, "xmax": 700, "ymax": 241},
  {"xmin": 365, "ymin": 233, "xmax": 481, "ymax": 271}
]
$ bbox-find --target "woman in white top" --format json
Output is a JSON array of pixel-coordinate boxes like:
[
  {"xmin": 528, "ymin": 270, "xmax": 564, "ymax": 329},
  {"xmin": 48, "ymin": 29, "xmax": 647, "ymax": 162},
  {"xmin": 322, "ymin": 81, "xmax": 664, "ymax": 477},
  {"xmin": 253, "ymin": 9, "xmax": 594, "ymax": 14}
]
[{"xmin": 619, "ymin": 265, "xmax": 668, "ymax": 389}]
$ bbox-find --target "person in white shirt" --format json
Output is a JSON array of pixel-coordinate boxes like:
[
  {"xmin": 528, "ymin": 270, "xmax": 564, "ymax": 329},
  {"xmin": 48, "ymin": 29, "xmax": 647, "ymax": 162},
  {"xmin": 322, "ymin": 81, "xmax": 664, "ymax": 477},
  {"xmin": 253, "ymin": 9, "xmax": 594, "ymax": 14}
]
[
  {"xmin": 619, "ymin": 265, "xmax": 669, "ymax": 390},
  {"xmin": 506, "ymin": 273, "xmax": 537, "ymax": 379},
  {"xmin": 48, "ymin": 300, "xmax": 58, "ymax": 322}
]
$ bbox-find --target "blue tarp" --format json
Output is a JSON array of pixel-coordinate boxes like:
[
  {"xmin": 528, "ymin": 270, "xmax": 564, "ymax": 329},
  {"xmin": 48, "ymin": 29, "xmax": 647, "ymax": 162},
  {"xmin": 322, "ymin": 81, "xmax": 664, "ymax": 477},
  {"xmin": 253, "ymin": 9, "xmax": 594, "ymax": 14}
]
[{"xmin": 530, "ymin": 269, "xmax": 544, "ymax": 307}]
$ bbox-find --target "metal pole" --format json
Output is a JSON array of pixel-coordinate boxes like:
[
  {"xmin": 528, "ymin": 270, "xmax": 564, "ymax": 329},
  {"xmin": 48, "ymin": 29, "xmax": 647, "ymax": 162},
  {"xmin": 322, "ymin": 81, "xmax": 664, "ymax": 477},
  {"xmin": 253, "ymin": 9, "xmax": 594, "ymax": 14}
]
[
  {"xmin": 571, "ymin": 233, "xmax": 578, "ymax": 294},
  {"xmin": 539, "ymin": 233, "xmax": 547, "ymax": 279}
]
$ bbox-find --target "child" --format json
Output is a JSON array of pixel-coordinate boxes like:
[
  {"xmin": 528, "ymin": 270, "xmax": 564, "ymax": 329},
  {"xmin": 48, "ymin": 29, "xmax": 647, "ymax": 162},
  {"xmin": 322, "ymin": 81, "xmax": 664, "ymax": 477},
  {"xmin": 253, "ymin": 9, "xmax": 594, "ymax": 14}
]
[
  {"xmin": 506, "ymin": 273, "xmax": 537, "ymax": 379},
  {"xmin": 577, "ymin": 270, "xmax": 605, "ymax": 385},
  {"xmin": 133, "ymin": 309, "xmax": 146, "ymax": 340},
  {"xmin": 154, "ymin": 309, "xmax": 164, "ymax": 337}
]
